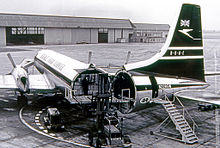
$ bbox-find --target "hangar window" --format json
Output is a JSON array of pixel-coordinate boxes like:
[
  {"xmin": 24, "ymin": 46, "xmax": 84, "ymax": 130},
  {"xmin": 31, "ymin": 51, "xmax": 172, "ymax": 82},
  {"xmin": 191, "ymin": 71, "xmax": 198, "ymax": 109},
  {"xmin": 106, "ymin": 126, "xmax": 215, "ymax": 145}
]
[
  {"xmin": 98, "ymin": 28, "xmax": 108, "ymax": 33},
  {"xmin": 6, "ymin": 27, "xmax": 45, "ymax": 45},
  {"xmin": 10, "ymin": 27, "xmax": 44, "ymax": 35}
]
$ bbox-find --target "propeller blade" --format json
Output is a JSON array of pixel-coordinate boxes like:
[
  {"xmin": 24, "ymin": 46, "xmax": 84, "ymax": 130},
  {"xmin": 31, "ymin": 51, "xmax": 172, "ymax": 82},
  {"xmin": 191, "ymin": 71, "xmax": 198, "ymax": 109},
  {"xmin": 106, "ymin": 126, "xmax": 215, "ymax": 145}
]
[
  {"xmin": 88, "ymin": 51, "xmax": 92, "ymax": 64},
  {"xmin": 7, "ymin": 53, "xmax": 16, "ymax": 68},
  {"xmin": 125, "ymin": 51, "xmax": 131, "ymax": 65}
]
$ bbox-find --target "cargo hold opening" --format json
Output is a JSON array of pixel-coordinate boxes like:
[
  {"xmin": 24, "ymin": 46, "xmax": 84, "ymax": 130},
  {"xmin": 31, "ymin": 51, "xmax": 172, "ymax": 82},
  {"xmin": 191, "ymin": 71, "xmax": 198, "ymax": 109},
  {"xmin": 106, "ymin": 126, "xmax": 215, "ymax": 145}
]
[
  {"xmin": 73, "ymin": 70, "xmax": 110, "ymax": 96},
  {"xmin": 113, "ymin": 72, "xmax": 135, "ymax": 100}
]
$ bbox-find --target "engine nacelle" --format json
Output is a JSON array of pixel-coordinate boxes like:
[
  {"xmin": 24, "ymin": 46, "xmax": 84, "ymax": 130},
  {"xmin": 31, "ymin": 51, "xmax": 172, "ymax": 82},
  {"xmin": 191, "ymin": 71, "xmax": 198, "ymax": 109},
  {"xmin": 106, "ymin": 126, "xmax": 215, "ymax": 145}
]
[
  {"xmin": 112, "ymin": 71, "xmax": 156, "ymax": 113},
  {"xmin": 12, "ymin": 65, "xmax": 29, "ymax": 93}
]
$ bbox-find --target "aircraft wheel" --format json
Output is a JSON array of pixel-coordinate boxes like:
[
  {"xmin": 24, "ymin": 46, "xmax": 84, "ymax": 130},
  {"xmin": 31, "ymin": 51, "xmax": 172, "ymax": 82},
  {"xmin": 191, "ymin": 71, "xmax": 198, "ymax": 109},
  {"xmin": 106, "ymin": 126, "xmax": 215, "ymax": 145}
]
[
  {"xmin": 17, "ymin": 96, "xmax": 28, "ymax": 107},
  {"xmin": 88, "ymin": 131, "xmax": 94, "ymax": 146}
]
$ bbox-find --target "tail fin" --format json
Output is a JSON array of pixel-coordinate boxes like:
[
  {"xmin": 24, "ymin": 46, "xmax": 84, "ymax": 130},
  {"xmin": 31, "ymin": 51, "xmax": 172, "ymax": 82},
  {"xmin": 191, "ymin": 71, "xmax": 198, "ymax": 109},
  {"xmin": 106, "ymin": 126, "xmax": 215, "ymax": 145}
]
[{"xmin": 124, "ymin": 3, "xmax": 205, "ymax": 82}]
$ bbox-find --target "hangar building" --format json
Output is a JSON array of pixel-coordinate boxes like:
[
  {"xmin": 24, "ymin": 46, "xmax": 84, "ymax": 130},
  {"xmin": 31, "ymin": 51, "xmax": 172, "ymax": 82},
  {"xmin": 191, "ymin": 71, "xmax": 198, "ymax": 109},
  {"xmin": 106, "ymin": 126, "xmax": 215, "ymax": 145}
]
[
  {"xmin": 0, "ymin": 13, "xmax": 134, "ymax": 46},
  {"xmin": 131, "ymin": 23, "xmax": 170, "ymax": 43}
]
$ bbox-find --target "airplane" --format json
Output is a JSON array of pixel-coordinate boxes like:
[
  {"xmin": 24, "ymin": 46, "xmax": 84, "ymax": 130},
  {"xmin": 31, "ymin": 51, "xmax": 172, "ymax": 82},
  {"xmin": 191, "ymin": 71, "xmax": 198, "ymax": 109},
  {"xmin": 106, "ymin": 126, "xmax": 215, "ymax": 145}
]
[
  {"xmin": 2, "ymin": 3, "xmax": 219, "ymax": 146},
  {"xmin": 0, "ymin": 3, "xmax": 213, "ymax": 113}
]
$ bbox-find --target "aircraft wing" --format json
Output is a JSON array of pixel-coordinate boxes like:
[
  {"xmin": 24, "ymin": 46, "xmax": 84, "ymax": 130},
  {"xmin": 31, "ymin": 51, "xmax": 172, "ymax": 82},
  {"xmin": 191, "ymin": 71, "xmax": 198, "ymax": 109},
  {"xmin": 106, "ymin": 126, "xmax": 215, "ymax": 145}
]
[
  {"xmin": 29, "ymin": 74, "xmax": 55, "ymax": 90},
  {"xmin": 0, "ymin": 74, "xmax": 55, "ymax": 91},
  {"xmin": 0, "ymin": 75, "xmax": 17, "ymax": 89},
  {"xmin": 175, "ymin": 90, "xmax": 220, "ymax": 105}
]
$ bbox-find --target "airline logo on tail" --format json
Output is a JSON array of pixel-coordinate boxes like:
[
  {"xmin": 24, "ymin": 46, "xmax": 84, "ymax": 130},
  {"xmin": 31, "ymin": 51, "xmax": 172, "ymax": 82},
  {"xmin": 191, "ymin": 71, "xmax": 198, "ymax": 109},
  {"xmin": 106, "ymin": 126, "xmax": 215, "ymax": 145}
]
[
  {"xmin": 124, "ymin": 4, "xmax": 205, "ymax": 82},
  {"xmin": 180, "ymin": 20, "xmax": 190, "ymax": 27},
  {"xmin": 178, "ymin": 19, "xmax": 201, "ymax": 41}
]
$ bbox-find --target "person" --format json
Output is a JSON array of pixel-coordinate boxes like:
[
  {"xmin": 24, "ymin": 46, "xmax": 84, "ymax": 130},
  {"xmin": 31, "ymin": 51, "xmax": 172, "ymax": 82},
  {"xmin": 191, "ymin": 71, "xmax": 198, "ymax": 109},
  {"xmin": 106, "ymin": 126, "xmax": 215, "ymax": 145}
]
[{"xmin": 82, "ymin": 75, "xmax": 89, "ymax": 95}]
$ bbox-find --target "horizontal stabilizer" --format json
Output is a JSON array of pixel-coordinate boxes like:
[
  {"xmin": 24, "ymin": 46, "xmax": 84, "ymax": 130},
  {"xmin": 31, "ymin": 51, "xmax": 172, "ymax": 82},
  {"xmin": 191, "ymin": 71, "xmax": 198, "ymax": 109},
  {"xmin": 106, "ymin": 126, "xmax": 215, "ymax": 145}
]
[
  {"xmin": 124, "ymin": 4, "xmax": 205, "ymax": 82},
  {"xmin": 205, "ymin": 71, "xmax": 220, "ymax": 76},
  {"xmin": 176, "ymin": 90, "xmax": 220, "ymax": 105}
]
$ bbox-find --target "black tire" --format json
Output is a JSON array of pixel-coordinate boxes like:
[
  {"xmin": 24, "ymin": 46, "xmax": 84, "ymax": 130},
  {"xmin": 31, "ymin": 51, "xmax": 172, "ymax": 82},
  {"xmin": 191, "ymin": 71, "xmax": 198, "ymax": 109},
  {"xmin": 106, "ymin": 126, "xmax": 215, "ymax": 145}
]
[{"xmin": 17, "ymin": 96, "xmax": 28, "ymax": 107}]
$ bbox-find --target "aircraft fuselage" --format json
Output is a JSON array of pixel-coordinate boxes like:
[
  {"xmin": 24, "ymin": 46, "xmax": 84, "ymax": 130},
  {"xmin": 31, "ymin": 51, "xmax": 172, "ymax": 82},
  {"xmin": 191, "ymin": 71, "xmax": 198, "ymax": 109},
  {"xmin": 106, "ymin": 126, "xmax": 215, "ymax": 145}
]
[{"xmin": 33, "ymin": 50, "xmax": 208, "ymax": 113}]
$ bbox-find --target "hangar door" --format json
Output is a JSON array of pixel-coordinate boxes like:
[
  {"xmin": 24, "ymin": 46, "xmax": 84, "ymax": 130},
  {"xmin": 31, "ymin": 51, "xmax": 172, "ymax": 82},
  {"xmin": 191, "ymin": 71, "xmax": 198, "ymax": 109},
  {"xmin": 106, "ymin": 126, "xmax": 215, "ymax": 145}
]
[
  {"xmin": 98, "ymin": 28, "xmax": 108, "ymax": 43},
  {"xmin": 6, "ymin": 27, "xmax": 44, "ymax": 45}
]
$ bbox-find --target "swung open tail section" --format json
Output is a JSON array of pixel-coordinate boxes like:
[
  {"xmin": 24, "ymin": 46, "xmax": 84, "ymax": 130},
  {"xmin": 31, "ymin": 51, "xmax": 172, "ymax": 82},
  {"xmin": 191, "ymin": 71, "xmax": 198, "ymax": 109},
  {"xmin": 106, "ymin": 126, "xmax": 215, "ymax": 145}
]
[{"xmin": 124, "ymin": 4, "xmax": 205, "ymax": 82}]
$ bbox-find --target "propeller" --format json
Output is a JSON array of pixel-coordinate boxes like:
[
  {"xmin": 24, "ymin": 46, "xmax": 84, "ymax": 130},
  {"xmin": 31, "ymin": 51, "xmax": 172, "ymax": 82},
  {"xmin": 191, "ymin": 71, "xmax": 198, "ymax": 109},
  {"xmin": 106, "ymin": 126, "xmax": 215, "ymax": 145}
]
[
  {"xmin": 7, "ymin": 53, "xmax": 16, "ymax": 68},
  {"xmin": 125, "ymin": 51, "xmax": 131, "ymax": 65},
  {"xmin": 88, "ymin": 51, "xmax": 92, "ymax": 64}
]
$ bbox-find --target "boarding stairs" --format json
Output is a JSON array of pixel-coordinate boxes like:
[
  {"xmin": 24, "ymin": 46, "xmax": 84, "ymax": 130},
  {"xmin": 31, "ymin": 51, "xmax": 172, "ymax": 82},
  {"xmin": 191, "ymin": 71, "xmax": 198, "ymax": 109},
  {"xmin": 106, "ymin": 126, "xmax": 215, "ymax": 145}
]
[{"xmin": 153, "ymin": 94, "xmax": 198, "ymax": 144}]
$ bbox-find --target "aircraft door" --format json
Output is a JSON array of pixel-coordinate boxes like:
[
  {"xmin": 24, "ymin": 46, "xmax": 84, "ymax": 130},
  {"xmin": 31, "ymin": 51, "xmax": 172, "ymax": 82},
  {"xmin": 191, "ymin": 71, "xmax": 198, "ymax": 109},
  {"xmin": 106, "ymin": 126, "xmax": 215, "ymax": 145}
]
[{"xmin": 149, "ymin": 76, "xmax": 159, "ymax": 98}]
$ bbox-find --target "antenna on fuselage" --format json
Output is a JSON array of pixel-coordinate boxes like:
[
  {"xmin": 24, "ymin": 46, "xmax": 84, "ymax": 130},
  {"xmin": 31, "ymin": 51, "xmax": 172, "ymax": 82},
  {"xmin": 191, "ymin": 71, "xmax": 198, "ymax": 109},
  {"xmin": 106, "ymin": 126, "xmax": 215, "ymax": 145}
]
[
  {"xmin": 7, "ymin": 53, "xmax": 16, "ymax": 68},
  {"xmin": 125, "ymin": 51, "xmax": 131, "ymax": 65},
  {"xmin": 88, "ymin": 51, "xmax": 92, "ymax": 64}
]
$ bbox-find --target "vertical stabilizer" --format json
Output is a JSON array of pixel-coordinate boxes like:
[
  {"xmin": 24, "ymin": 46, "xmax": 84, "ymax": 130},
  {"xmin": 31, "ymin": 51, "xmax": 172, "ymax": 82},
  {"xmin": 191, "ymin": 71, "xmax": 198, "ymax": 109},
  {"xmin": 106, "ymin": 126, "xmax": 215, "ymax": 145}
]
[{"xmin": 124, "ymin": 4, "xmax": 205, "ymax": 82}]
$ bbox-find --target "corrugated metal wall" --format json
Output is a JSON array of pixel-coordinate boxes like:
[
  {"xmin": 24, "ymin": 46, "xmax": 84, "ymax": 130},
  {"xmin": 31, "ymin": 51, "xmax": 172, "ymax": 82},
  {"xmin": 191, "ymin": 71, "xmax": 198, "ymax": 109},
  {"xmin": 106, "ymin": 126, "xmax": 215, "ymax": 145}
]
[
  {"xmin": 44, "ymin": 28, "xmax": 131, "ymax": 45},
  {"xmin": 0, "ymin": 27, "xmax": 6, "ymax": 46}
]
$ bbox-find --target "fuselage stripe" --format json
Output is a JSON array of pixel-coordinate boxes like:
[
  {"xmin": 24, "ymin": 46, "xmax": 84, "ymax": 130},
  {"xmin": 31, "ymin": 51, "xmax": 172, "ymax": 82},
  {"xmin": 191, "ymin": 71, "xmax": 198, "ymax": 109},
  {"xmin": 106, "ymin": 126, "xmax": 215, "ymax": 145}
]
[
  {"xmin": 165, "ymin": 49, "xmax": 203, "ymax": 57},
  {"xmin": 136, "ymin": 84, "xmax": 205, "ymax": 91},
  {"xmin": 35, "ymin": 57, "xmax": 72, "ymax": 86},
  {"xmin": 168, "ymin": 47, "xmax": 203, "ymax": 50},
  {"xmin": 160, "ymin": 56, "xmax": 204, "ymax": 60}
]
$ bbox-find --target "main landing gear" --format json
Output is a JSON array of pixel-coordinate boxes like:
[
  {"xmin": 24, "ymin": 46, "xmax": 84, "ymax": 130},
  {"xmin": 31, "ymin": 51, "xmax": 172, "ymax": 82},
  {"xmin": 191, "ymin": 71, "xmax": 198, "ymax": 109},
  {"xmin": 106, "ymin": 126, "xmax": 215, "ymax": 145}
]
[{"xmin": 17, "ymin": 94, "xmax": 28, "ymax": 107}]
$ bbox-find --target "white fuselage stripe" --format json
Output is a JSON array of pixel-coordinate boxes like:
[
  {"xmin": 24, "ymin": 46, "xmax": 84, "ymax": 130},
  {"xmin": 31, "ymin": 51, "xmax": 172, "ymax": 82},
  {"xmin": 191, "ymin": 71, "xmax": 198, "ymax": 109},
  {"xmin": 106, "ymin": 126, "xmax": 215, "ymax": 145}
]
[
  {"xmin": 160, "ymin": 56, "xmax": 204, "ymax": 60},
  {"xmin": 168, "ymin": 47, "xmax": 203, "ymax": 50}
]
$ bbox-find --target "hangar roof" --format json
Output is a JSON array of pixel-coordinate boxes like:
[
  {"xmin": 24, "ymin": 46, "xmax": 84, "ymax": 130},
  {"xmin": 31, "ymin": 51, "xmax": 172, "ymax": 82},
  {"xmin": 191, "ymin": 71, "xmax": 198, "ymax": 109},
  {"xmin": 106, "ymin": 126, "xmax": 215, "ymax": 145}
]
[
  {"xmin": 134, "ymin": 23, "xmax": 170, "ymax": 31},
  {"xmin": 0, "ymin": 13, "xmax": 133, "ymax": 29}
]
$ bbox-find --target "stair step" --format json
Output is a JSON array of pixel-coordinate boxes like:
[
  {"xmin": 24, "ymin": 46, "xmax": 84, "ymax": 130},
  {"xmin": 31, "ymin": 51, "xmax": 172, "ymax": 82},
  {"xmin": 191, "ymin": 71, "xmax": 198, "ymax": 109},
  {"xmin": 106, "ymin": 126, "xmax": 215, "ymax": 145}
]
[
  {"xmin": 153, "ymin": 99, "xmax": 170, "ymax": 104},
  {"xmin": 181, "ymin": 127, "xmax": 191, "ymax": 132},
  {"xmin": 177, "ymin": 121, "xmax": 187, "ymax": 125},
  {"xmin": 168, "ymin": 109, "xmax": 179, "ymax": 113},
  {"xmin": 179, "ymin": 124, "xmax": 189, "ymax": 128},
  {"xmin": 164, "ymin": 104, "xmax": 173, "ymax": 107},
  {"xmin": 186, "ymin": 133, "xmax": 196, "ymax": 138},
  {"xmin": 184, "ymin": 130, "xmax": 193, "ymax": 134},
  {"xmin": 170, "ymin": 112, "xmax": 180, "ymax": 116},
  {"xmin": 185, "ymin": 132, "xmax": 195, "ymax": 138},
  {"xmin": 163, "ymin": 101, "xmax": 171, "ymax": 105},
  {"xmin": 175, "ymin": 118, "xmax": 184, "ymax": 122},
  {"xmin": 187, "ymin": 136, "xmax": 198, "ymax": 142},
  {"xmin": 173, "ymin": 115, "xmax": 182, "ymax": 119},
  {"xmin": 166, "ymin": 106, "xmax": 176, "ymax": 110}
]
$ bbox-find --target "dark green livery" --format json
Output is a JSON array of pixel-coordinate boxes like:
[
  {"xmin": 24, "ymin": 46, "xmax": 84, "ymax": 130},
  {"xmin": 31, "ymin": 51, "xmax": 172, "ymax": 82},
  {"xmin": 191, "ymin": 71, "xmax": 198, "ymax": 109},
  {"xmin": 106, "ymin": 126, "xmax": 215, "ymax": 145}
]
[{"xmin": 128, "ymin": 4, "xmax": 205, "ymax": 82}]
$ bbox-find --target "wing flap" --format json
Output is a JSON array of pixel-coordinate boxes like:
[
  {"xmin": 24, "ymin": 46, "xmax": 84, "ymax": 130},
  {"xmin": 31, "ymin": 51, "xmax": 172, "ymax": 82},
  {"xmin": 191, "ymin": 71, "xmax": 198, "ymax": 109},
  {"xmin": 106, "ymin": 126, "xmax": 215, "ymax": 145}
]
[
  {"xmin": 29, "ymin": 74, "xmax": 55, "ymax": 90},
  {"xmin": 0, "ymin": 75, "xmax": 17, "ymax": 89},
  {"xmin": 176, "ymin": 90, "xmax": 220, "ymax": 105}
]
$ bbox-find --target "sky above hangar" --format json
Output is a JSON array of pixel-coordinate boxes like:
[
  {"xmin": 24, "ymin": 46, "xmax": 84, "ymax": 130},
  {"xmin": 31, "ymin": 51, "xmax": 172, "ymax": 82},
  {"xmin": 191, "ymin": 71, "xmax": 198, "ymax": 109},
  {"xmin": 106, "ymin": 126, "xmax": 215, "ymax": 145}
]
[{"xmin": 0, "ymin": 0, "xmax": 219, "ymax": 30}]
